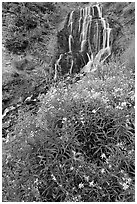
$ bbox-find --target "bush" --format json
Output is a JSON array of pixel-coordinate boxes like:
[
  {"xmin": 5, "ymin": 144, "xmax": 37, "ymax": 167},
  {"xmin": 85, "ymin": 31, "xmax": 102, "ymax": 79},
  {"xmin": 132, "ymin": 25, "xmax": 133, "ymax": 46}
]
[
  {"xmin": 2, "ymin": 2, "xmax": 56, "ymax": 55},
  {"xmin": 2, "ymin": 60, "xmax": 135, "ymax": 201},
  {"xmin": 5, "ymin": 38, "xmax": 29, "ymax": 54}
]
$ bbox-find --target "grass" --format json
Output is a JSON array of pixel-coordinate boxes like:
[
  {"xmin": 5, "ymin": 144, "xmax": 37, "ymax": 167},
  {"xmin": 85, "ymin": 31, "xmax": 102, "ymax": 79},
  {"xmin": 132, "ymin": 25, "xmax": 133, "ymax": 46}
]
[
  {"xmin": 2, "ymin": 59, "xmax": 135, "ymax": 202},
  {"xmin": 2, "ymin": 2, "xmax": 135, "ymax": 202}
]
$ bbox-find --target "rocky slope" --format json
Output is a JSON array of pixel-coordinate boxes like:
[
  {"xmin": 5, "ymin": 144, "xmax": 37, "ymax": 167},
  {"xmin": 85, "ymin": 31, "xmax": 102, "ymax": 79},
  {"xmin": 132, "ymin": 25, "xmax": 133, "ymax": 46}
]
[
  {"xmin": 2, "ymin": 2, "xmax": 87, "ymax": 139},
  {"xmin": 2, "ymin": 1, "xmax": 135, "ymax": 141},
  {"xmin": 2, "ymin": 2, "xmax": 135, "ymax": 202}
]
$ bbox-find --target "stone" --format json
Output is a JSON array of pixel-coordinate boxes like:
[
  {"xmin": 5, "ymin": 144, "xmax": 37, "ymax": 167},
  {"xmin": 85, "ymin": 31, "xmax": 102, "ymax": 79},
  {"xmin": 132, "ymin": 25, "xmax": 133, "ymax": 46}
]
[{"xmin": 54, "ymin": 3, "xmax": 113, "ymax": 79}]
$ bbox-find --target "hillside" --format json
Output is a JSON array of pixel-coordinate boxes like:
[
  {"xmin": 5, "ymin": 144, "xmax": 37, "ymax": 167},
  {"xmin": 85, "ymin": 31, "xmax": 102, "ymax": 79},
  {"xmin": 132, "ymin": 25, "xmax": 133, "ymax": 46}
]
[{"xmin": 2, "ymin": 2, "xmax": 135, "ymax": 202}]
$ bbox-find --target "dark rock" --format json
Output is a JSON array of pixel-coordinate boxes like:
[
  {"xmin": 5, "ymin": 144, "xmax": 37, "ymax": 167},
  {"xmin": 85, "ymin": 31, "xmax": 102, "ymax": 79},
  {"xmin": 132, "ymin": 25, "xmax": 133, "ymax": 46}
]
[
  {"xmin": 54, "ymin": 4, "xmax": 113, "ymax": 79},
  {"xmin": 11, "ymin": 72, "xmax": 20, "ymax": 78}
]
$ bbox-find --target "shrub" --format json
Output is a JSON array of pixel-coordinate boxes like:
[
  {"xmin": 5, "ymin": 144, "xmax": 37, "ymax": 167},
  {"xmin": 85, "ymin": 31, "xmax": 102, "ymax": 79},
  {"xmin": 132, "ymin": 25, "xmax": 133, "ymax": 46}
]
[
  {"xmin": 2, "ymin": 2, "xmax": 56, "ymax": 55},
  {"xmin": 2, "ymin": 60, "xmax": 135, "ymax": 201}
]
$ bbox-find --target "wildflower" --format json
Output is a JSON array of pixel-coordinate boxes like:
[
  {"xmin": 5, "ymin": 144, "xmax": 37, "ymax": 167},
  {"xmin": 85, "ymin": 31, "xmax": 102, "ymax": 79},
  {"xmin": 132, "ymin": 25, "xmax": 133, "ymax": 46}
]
[
  {"xmin": 5, "ymin": 134, "xmax": 10, "ymax": 143},
  {"xmin": 116, "ymin": 142, "xmax": 124, "ymax": 147},
  {"xmin": 34, "ymin": 178, "xmax": 39, "ymax": 184},
  {"xmin": 101, "ymin": 168, "xmax": 105, "ymax": 174},
  {"xmin": 121, "ymin": 102, "xmax": 127, "ymax": 107},
  {"xmin": 51, "ymin": 174, "xmax": 56, "ymax": 181},
  {"xmin": 80, "ymin": 116, "xmax": 85, "ymax": 124},
  {"xmin": 114, "ymin": 88, "xmax": 122, "ymax": 93},
  {"xmin": 130, "ymin": 94, "xmax": 135, "ymax": 101},
  {"xmin": 116, "ymin": 106, "xmax": 123, "ymax": 110},
  {"xmin": 101, "ymin": 153, "xmax": 106, "ymax": 159},
  {"xmin": 6, "ymin": 154, "xmax": 12, "ymax": 164},
  {"xmin": 128, "ymin": 149, "xmax": 134, "ymax": 155},
  {"xmin": 84, "ymin": 175, "xmax": 89, "ymax": 182},
  {"xmin": 70, "ymin": 166, "xmax": 74, "ymax": 170},
  {"xmin": 92, "ymin": 109, "xmax": 96, "ymax": 113},
  {"xmin": 119, "ymin": 180, "xmax": 130, "ymax": 190},
  {"xmin": 108, "ymin": 164, "xmax": 112, "ymax": 169},
  {"xmin": 79, "ymin": 183, "xmax": 84, "ymax": 189},
  {"xmin": 122, "ymin": 183, "xmax": 129, "ymax": 190},
  {"xmin": 62, "ymin": 117, "xmax": 67, "ymax": 122},
  {"xmin": 89, "ymin": 181, "xmax": 94, "ymax": 187},
  {"xmin": 30, "ymin": 131, "xmax": 34, "ymax": 137}
]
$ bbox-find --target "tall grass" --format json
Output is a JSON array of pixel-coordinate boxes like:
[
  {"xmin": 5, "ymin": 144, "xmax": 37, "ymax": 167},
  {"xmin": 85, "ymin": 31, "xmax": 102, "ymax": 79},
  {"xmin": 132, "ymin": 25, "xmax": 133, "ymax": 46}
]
[{"xmin": 2, "ymin": 59, "xmax": 135, "ymax": 201}]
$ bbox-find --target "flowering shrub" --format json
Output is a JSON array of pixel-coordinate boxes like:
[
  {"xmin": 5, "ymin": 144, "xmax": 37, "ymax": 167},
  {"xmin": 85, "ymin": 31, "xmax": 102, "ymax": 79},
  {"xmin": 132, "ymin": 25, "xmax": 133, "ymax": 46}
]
[{"xmin": 2, "ymin": 61, "xmax": 134, "ymax": 201}]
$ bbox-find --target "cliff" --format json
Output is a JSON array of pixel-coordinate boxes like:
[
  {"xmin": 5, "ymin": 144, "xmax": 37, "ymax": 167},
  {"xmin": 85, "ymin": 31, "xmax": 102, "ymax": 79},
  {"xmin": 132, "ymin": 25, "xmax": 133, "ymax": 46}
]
[{"xmin": 54, "ymin": 3, "xmax": 113, "ymax": 79}]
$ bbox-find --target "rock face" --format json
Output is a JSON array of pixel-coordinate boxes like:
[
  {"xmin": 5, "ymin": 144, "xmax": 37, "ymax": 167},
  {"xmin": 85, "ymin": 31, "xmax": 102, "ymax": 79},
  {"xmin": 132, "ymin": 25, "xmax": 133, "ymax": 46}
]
[{"xmin": 54, "ymin": 3, "xmax": 113, "ymax": 79}]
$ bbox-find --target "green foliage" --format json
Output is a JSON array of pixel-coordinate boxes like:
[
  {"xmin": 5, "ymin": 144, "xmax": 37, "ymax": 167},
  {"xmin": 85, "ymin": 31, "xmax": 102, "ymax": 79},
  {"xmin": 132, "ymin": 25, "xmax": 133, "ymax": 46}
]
[
  {"xmin": 2, "ymin": 60, "xmax": 135, "ymax": 201},
  {"xmin": 103, "ymin": 2, "xmax": 135, "ymax": 56},
  {"xmin": 2, "ymin": 2, "xmax": 135, "ymax": 202},
  {"xmin": 2, "ymin": 2, "xmax": 56, "ymax": 54}
]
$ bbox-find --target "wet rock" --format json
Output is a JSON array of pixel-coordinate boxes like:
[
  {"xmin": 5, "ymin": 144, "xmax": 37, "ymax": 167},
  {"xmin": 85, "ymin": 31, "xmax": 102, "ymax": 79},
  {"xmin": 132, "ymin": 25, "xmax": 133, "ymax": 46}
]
[{"xmin": 54, "ymin": 3, "xmax": 113, "ymax": 79}]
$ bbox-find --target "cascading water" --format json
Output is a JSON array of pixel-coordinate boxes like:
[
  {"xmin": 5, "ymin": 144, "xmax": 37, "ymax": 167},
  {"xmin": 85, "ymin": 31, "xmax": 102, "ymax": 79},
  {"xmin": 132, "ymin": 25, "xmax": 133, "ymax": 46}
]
[{"xmin": 54, "ymin": 3, "xmax": 113, "ymax": 79}]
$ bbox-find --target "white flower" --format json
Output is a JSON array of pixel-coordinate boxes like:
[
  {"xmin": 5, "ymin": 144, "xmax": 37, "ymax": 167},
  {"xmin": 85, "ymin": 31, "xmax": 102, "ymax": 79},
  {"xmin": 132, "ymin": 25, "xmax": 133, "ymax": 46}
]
[
  {"xmin": 121, "ymin": 102, "xmax": 127, "ymax": 107},
  {"xmin": 127, "ymin": 178, "xmax": 132, "ymax": 183},
  {"xmin": 80, "ymin": 116, "xmax": 85, "ymax": 124},
  {"xmin": 128, "ymin": 149, "xmax": 134, "ymax": 154},
  {"xmin": 79, "ymin": 183, "xmax": 84, "ymax": 189},
  {"xmin": 123, "ymin": 183, "xmax": 129, "ymax": 190},
  {"xmin": 101, "ymin": 168, "xmax": 105, "ymax": 174},
  {"xmin": 116, "ymin": 142, "xmax": 124, "ymax": 147},
  {"xmin": 114, "ymin": 88, "xmax": 122, "ymax": 92},
  {"xmin": 51, "ymin": 174, "xmax": 56, "ymax": 181},
  {"xmin": 108, "ymin": 164, "xmax": 112, "ymax": 169},
  {"xmin": 101, "ymin": 153, "xmax": 106, "ymax": 159},
  {"xmin": 34, "ymin": 178, "xmax": 39, "ymax": 184},
  {"xmin": 62, "ymin": 117, "xmax": 67, "ymax": 122},
  {"xmin": 30, "ymin": 131, "xmax": 34, "ymax": 137},
  {"xmin": 84, "ymin": 175, "xmax": 89, "ymax": 182},
  {"xmin": 92, "ymin": 109, "xmax": 96, "ymax": 113},
  {"xmin": 116, "ymin": 106, "xmax": 123, "ymax": 110},
  {"xmin": 70, "ymin": 166, "xmax": 74, "ymax": 170},
  {"xmin": 89, "ymin": 181, "xmax": 94, "ymax": 187}
]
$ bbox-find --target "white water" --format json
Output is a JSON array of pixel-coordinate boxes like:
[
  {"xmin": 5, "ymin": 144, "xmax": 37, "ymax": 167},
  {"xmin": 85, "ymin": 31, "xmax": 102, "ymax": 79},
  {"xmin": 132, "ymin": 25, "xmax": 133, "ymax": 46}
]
[
  {"xmin": 78, "ymin": 9, "xmax": 83, "ymax": 32},
  {"xmin": 80, "ymin": 40, "xmax": 86, "ymax": 52},
  {"xmin": 95, "ymin": 4, "xmax": 102, "ymax": 18},
  {"xmin": 69, "ymin": 59, "xmax": 74, "ymax": 74},
  {"xmin": 54, "ymin": 54, "xmax": 63, "ymax": 80},
  {"xmin": 69, "ymin": 35, "xmax": 73, "ymax": 52},
  {"xmin": 55, "ymin": 3, "xmax": 112, "ymax": 78},
  {"xmin": 87, "ymin": 53, "xmax": 91, "ymax": 61},
  {"xmin": 106, "ymin": 23, "xmax": 112, "ymax": 47},
  {"xmin": 68, "ymin": 10, "xmax": 74, "ymax": 33},
  {"xmin": 54, "ymin": 64, "xmax": 58, "ymax": 80}
]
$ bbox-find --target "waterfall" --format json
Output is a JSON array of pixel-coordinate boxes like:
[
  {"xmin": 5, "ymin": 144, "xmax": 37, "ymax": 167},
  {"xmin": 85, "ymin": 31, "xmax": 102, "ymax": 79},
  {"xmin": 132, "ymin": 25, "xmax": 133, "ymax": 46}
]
[
  {"xmin": 78, "ymin": 8, "xmax": 83, "ymax": 32},
  {"xmin": 69, "ymin": 35, "xmax": 73, "ymax": 52},
  {"xmin": 55, "ymin": 3, "xmax": 113, "ymax": 79},
  {"xmin": 54, "ymin": 54, "xmax": 63, "ymax": 80},
  {"xmin": 69, "ymin": 59, "xmax": 74, "ymax": 74},
  {"xmin": 93, "ymin": 4, "xmax": 102, "ymax": 18},
  {"xmin": 68, "ymin": 10, "xmax": 74, "ymax": 33}
]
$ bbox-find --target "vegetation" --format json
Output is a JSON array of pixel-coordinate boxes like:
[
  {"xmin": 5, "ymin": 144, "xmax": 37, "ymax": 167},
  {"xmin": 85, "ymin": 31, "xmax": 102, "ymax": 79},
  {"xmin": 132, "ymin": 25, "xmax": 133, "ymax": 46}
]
[
  {"xmin": 2, "ymin": 2, "xmax": 135, "ymax": 202},
  {"xmin": 2, "ymin": 2, "xmax": 56, "ymax": 54}
]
